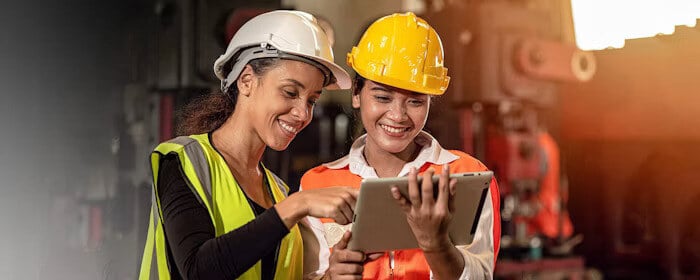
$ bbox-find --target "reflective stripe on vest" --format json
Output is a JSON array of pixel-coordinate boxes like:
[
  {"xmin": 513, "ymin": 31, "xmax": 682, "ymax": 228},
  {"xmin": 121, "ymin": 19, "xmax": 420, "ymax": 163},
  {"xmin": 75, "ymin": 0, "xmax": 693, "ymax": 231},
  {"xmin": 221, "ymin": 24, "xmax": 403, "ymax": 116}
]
[
  {"xmin": 139, "ymin": 191, "xmax": 166, "ymax": 280},
  {"xmin": 169, "ymin": 136, "xmax": 213, "ymax": 207},
  {"xmin": 139, "ymin": 134, "xmax": 303, "ymax": 279}
]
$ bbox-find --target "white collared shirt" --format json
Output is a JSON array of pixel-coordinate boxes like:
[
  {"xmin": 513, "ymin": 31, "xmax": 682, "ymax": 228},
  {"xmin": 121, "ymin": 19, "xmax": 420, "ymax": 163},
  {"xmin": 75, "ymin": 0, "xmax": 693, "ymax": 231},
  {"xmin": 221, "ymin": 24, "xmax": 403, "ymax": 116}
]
[{"xmin": 323, "ymin": 131, "xmax": 459, "ymax": 178}]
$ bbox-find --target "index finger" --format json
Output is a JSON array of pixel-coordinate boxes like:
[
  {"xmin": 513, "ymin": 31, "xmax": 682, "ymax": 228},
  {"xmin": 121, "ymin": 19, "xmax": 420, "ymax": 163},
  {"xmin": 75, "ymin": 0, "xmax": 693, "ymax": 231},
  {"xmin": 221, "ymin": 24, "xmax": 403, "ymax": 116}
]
[
  {"xmin": 337, "ymin": 187, "xmax": 359, "ymax": 211},
  {"xmin": 345, "ymin": 188, "xmax": 359, "ymax": 211},
  {"xmin": 346, "ymin": 187, "xmax": 360, "ymax": 198}
]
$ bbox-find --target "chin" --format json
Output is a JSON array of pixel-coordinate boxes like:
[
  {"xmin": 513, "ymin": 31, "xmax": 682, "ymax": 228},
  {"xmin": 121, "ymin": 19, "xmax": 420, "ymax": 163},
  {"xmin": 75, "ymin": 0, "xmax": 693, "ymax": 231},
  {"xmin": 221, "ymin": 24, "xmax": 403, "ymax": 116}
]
[
  {"xmin": 268, "ymin": 143, "xmax": 290, "ymax": 151},
  {"xmin": 378, "ymin": 142, "xmax": 412, "ymax": 154}
]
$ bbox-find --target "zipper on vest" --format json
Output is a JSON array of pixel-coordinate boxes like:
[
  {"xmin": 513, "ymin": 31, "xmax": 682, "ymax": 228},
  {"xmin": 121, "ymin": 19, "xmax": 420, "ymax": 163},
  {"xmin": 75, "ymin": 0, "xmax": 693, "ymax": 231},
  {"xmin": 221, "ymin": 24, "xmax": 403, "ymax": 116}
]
[{"xmin": 389, "ymin": 250, "xmax": 395, "ymax": 279}]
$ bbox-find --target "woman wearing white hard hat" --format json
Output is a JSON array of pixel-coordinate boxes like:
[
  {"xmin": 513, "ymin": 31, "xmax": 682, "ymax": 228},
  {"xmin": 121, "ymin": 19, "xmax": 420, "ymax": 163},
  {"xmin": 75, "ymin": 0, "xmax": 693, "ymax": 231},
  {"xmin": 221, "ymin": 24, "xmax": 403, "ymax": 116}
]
[{"xmin": 138, "ymin": 10, "xmax": 355, "ymax": 280}]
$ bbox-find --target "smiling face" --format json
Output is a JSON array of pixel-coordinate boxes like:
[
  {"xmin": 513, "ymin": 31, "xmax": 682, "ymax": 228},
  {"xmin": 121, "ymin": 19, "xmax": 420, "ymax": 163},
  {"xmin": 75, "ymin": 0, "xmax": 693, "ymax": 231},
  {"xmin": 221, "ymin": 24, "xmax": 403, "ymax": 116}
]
[
  {"xmin": 238, "ymin": 59, "xmax": 324, "ymax": 151},
  {"xmin": 353, "ymin": 79, "xmax": 431, "ymax": 157}
]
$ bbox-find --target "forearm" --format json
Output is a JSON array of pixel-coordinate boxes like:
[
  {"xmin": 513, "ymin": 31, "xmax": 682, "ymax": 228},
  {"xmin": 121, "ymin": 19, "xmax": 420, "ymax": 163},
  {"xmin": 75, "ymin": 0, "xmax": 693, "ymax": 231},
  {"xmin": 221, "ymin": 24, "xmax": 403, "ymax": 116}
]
[
  {"xmin": 427, "ymin": 170, "xmax": 496, "ymax": 280},
  {"xmin": 175, "ymin": 208, "xmax": 289, "ymax": 279},
  {"xmin": 425, "ymin": 242, "xmax": 493, "ymax": 280},
  {"xmin": 424, "ymin": 244, "xmax": 465, "ymax": 280}
]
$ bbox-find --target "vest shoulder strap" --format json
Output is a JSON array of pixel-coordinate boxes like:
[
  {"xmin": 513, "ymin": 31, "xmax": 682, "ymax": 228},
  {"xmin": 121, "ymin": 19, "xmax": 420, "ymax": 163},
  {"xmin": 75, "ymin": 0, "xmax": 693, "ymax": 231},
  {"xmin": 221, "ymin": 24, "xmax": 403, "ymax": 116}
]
[{"xmin": 154, "ymin": 136, "xmax": 214, "ymax": 210}]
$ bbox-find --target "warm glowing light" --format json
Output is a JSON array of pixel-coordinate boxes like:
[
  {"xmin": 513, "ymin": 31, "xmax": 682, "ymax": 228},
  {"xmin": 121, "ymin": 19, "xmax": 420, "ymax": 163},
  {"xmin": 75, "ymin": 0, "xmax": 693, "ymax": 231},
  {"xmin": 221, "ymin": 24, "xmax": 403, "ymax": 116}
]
[{"xmin": 571, "ymin": 0, "xmax": 700, "ymax": 50}]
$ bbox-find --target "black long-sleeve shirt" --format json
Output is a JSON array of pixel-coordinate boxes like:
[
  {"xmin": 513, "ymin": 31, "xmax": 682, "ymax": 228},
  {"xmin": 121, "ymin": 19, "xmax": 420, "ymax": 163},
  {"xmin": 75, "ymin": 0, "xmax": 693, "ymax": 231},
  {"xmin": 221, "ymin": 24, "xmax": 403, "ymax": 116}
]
[{"xmin": 157, "ymin": 153, "xmax": 289, "ymax": 279}]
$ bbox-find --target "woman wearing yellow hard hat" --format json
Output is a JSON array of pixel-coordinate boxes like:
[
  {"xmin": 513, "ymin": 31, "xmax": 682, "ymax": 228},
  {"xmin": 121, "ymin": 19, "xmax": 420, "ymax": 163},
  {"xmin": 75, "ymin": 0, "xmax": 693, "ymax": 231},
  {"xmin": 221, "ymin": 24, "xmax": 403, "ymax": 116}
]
[
  {"xmin": 138, "ymin": 10, "xmax": 360, "ymax": 280},
  {"xmin": 301, "ymin": 12, "xmax": 501, "ymax": 279}
]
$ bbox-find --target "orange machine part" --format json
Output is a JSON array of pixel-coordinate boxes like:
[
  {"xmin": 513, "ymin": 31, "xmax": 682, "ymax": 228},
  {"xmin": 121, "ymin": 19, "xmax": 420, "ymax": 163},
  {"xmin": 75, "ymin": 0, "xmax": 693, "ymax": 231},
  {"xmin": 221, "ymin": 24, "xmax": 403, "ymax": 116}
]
[{"xmin": 530, "ymin": 131, "xmax": 573, "ymax": 239}]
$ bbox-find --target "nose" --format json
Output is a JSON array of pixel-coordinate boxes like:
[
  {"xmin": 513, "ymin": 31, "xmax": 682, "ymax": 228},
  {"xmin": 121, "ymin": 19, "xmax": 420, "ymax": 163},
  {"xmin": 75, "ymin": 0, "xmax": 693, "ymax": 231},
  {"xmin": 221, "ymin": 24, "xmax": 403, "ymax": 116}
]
[
  {"xmin": 291, "ymin": 100, "xmax": 312, "ymax": 122},
  {"xmin": 386, "ymin": 101, "xmax": 407, "ymax": 122}
]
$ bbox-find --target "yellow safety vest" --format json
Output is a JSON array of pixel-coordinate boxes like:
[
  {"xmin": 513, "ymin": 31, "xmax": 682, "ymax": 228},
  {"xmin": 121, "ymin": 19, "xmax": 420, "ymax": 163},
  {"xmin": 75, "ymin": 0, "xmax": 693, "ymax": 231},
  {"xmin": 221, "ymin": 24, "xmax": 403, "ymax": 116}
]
[{"xmin": 139, "ymin": 133, "xmax": 304, "ymax": 279}]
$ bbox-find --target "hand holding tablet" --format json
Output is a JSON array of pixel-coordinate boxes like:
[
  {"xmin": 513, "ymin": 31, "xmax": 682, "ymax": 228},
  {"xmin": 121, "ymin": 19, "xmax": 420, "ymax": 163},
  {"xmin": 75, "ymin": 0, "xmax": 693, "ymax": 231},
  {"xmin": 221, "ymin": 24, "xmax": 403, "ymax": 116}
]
[
  {"xmin": 347, "ymin": 167, "xmax": 492, "ymax": 253},
  {"xmin": 390, "ymin": 166, "xmax": 459, "ymax": 252}
]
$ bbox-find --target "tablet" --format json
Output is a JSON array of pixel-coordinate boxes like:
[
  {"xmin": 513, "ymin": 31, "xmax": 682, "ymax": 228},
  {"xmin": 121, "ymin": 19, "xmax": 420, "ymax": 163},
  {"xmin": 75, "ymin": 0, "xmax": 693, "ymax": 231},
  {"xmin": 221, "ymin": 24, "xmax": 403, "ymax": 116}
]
[{"xmin": 347, "ymin": 171, "xmax": 492, "ymax": 253}]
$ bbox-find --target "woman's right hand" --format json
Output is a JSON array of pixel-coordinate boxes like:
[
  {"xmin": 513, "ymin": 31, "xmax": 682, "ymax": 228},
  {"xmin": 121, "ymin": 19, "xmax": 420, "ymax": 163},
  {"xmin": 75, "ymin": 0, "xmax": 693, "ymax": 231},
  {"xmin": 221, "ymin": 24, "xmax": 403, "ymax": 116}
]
[
  {"xmin": 275, "ymin": 186, "xmax": 358, "ymax": 228},
  {"xmin": 390, "ymin": 166, "xmax": 457, "ymax": 252}
]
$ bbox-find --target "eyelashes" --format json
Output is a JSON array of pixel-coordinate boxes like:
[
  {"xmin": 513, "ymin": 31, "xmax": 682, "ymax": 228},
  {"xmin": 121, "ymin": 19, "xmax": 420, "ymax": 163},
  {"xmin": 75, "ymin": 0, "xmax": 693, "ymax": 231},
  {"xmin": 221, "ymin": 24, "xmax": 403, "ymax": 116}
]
[
  {"xmin": 284, "ymin": 90, "xmax": 318, "ymax": 107},
  {"xmin": 372, "ymin": 94, "xmax": 425, "ymax": 106}
]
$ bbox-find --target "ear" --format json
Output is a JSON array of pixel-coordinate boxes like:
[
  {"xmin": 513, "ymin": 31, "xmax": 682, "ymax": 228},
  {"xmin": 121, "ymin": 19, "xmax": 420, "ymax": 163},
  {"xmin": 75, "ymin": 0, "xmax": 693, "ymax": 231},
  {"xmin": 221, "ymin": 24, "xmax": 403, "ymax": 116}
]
[
  {"xmin": 236, "ymin": 65, "xmax": 255, "ymax": 97},
  {"xmin": 352, "ymin": 91, "xmax": 361, "ymax": 109}
]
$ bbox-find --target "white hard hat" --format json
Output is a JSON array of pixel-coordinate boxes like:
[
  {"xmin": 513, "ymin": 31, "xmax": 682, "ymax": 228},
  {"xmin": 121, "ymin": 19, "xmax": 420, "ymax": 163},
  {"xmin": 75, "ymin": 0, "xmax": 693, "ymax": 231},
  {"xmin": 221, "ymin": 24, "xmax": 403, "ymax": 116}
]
[{"xmin": 213, "ymin": 10, "xmax": 351, "ymax": 92}]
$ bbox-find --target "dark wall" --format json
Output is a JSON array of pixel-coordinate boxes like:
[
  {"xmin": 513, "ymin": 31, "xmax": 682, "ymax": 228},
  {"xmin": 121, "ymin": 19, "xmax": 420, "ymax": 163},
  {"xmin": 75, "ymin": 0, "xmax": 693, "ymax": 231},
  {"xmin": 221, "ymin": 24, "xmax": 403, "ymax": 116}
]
[{"xmin": 0, "ymin": 1, "xmax": 140, "ymax": 278}]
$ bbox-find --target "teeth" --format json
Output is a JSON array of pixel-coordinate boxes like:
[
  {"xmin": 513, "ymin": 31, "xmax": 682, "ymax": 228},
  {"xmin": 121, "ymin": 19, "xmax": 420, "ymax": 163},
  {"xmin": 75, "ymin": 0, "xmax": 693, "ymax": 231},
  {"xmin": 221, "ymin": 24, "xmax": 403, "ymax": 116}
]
[
  {"xmin": 380, "ymin": 124, "xmax": 408, "ymax": 134},
  {"xmin": 279, "ymin": 121, "xmax": 298, "ymax": 134}
]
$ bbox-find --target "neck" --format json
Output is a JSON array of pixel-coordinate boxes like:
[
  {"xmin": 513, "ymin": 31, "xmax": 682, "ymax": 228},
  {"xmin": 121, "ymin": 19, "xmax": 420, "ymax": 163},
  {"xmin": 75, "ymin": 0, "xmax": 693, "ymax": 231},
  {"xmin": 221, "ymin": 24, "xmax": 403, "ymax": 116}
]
[
  {"xmin": 212, "ymin": 111, "xmax": 275, "ymax": 208},
  {"xmin": 211, "ymin": 111, "xmax": 266, "ymax": 171},
  {"xmin": 363, "ymin": 139, "xmax": 420, "ymax": 178}
]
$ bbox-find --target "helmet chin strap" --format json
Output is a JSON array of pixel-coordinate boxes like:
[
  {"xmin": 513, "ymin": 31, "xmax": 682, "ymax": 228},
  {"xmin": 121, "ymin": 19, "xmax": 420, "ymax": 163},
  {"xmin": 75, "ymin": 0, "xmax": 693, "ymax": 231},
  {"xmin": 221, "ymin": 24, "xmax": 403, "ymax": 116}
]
[{"xmin": 222, "ymin": 44, "xmax": 333, "ymax": 94}]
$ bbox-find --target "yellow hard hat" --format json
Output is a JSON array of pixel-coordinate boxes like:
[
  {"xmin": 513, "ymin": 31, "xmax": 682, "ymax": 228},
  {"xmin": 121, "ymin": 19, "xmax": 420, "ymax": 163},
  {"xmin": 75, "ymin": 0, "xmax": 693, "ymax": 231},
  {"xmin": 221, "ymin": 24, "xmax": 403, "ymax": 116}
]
[{"xmin": 347, "ymin": 12, "xmax": 450, "ymax": 95}]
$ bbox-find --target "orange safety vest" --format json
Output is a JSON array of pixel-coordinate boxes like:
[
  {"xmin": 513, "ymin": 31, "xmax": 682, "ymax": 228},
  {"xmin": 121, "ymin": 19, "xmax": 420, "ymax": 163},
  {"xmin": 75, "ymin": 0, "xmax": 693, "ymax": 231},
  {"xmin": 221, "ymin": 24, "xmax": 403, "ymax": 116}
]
[{"xmin": 301, "ymin": 150, "xmax": 500, "ymax": 279}]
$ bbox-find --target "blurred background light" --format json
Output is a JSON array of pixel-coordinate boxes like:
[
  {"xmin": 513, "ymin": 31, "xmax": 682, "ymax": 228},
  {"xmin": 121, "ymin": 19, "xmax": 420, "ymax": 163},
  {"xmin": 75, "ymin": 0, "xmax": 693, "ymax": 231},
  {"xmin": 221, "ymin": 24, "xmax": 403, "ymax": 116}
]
[{"xmin": 571, "ymin": 0, "xmax": 700, "ymax": 50}]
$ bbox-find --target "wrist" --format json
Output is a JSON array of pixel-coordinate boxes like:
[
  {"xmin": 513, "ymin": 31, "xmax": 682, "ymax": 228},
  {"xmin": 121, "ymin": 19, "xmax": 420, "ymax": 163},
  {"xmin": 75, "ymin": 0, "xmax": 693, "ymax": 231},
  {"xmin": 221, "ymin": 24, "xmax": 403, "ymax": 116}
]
[
  {"xmin": 275, "ymin": 194, "xmax": 307, "ymax": 228},
  {"xmin": 419, "ymin": 234, "xmax": 453, "ymax": 253}
]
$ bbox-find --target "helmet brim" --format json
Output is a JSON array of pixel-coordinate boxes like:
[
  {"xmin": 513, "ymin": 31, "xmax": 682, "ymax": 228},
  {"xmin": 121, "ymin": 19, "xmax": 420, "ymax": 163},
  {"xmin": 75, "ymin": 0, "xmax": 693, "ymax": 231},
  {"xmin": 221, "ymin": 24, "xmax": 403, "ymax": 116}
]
[{"xmin": 291, "ymin": 52, "xmax": 351, "ymax": 90}]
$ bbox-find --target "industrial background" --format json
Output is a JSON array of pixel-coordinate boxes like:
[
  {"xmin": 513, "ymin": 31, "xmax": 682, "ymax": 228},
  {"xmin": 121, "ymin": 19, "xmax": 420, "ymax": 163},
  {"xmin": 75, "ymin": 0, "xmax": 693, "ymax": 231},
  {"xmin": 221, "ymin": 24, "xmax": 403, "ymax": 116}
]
[{"xmin": 1, "ymin": 0, "xmax": 698, "ymax": 279}]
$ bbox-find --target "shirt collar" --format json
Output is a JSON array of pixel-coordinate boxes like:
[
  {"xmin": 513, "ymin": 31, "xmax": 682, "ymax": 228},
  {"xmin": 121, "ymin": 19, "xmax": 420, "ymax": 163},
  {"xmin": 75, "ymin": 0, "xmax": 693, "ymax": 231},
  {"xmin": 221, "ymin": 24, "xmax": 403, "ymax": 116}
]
[{"xmin": 323, "ymin": 131, "xmax": 459, "ymax": 178}]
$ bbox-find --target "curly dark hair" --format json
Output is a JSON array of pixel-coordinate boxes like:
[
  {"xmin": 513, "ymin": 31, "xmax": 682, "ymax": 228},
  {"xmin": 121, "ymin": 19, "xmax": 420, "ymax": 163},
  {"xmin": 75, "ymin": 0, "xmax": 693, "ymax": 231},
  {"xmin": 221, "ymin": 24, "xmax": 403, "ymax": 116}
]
[{"xmin": 177, "ymin": 58, "xmax": 280, "ymax": 136}]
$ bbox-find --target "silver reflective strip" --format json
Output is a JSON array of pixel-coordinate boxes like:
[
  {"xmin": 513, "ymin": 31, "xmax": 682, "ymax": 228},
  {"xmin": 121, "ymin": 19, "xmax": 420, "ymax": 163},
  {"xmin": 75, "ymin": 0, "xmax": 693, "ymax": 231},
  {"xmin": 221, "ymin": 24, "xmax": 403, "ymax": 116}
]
[
  {"xmin": 268, "ymin": 172, "xmax": 289, "ymax": 197},
  {"xmin": 168, "ymin": 136, "xmax": 213, "ymax": 205}
]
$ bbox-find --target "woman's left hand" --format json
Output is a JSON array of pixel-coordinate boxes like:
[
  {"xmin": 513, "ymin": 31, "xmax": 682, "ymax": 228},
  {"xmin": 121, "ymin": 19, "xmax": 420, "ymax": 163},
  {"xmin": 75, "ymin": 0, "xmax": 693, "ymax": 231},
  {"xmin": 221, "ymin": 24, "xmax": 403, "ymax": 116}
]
[{"xmin": 390, "ymin": 164, "xmax": 457, "ymax": 252}]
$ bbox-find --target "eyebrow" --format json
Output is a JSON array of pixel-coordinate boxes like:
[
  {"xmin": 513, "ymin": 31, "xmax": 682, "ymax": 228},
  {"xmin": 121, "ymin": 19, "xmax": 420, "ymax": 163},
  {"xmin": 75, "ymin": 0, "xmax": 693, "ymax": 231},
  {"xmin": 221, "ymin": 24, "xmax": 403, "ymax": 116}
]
[
  {"xmin": 283, "ymin": 79, "xmax": 323, "ymax": 94},
  {"xmin": 370, "ymin": 85, "xmax": 391, "ymax": 92},
  {"xmin": 371, "ymin": 85, "xmax": 425, "ymax": 98}
]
